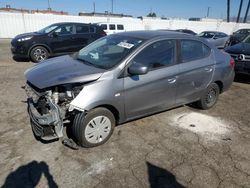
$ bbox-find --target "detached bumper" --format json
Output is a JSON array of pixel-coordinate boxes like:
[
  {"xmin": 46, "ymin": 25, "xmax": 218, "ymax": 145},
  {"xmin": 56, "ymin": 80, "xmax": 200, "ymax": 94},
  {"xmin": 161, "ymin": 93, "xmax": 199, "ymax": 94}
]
[{"xmin": 28, "ymin": 98, "xmax": 63, "ymax": 141}]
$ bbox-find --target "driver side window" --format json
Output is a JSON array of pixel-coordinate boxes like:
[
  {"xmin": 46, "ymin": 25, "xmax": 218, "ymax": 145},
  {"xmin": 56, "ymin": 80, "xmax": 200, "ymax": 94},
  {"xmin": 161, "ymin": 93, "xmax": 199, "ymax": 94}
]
[
  {"xmin": 54, "ymin": 25, "xmax": 74, "ymax": 35},
  {"xmin": 132, "ymin": 40, "xmax": 176, "ymax": 70}
]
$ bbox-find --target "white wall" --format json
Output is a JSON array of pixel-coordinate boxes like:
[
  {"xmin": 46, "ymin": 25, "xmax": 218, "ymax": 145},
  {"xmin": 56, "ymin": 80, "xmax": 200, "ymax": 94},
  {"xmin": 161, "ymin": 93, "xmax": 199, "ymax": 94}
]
[{"xmin": 1, "ymin": 12, "xmax": 250, "ymax": 38}]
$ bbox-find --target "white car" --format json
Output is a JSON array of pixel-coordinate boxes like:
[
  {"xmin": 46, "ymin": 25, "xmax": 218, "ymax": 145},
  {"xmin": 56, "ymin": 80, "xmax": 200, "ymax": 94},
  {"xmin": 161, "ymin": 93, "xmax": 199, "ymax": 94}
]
[
  {"xmin": 97, "ymin": 23, "xmax": 125, "ymax": 35},
  {"xmin": 198, "ymin": 31, "xmax": 229, "ymax": 49}
]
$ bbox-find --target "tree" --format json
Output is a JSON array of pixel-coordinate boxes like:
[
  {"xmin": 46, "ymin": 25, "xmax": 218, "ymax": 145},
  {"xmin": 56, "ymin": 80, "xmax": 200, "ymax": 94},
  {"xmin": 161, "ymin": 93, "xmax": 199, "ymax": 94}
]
[{"xmin": 147, "ymin": 12, "xmax": 157, "ymax": 17}]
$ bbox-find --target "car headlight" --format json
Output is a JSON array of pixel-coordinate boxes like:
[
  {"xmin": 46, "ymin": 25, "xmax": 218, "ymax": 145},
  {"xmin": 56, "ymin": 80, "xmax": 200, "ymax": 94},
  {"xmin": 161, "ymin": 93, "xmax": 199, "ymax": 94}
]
[{"xmin": 17, "ymin": 36, "xmax": 33, "ymax": 42}]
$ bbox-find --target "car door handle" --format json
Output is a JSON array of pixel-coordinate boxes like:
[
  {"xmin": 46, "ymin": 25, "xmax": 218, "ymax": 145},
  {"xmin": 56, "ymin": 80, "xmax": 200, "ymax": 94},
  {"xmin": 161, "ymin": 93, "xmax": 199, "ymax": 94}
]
[
  {"xmin": 204, "ymin": 67, "xmax": 213, "ymax": 72},
  {"xmin": 168, "ymin": 77, "xmax": 177, "ymax": 84}
]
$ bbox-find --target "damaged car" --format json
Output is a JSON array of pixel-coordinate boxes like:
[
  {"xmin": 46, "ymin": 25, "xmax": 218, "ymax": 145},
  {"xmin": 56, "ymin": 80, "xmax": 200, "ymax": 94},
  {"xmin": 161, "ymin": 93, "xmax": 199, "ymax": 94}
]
[{"xmin": 25, "ymin": 31, "xmax": 235, "ymax": 148}]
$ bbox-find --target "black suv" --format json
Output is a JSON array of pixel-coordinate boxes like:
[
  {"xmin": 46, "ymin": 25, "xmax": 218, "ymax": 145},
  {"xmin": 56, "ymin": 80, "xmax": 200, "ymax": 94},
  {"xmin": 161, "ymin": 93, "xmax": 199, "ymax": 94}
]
[
  {"xmin": 225, "ymin": 35, "xmax": 250, "ymax": 75},
  {"xmin": 11, "ymin": 22, "xmax": 106, "ymax": 62},
  {"xmin": 225, "ymin": 28, "xmax": 250, "ymax": 47}
]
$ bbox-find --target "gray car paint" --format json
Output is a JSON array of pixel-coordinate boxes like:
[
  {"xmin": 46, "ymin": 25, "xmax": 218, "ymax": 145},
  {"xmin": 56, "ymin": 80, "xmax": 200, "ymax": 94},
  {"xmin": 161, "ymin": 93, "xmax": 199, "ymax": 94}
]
[
  {"xmin": 25, "ymin": 31, "xmax": 235, "ymax": 126},
  {"xmin": 25, "ymin": 55, "xmax": 105, "ymax": 89}
]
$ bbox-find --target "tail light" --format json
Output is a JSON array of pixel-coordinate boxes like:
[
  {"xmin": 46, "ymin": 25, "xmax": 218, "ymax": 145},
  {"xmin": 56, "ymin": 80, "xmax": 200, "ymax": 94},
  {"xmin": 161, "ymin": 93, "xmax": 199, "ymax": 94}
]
[
  {"xmin": 230, "ymin": 57, "xmax": 235, "ymax": 68},
  {"xmin": 100, "ymin": 31, "xmax": 107, "ymax": 36}
]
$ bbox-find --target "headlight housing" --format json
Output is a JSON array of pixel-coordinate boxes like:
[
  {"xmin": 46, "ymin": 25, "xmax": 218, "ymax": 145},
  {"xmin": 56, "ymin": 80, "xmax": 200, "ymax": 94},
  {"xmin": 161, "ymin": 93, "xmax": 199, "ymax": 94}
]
[{"xmin": 17, "ymin": 36, "xmax": 33, "ymax": 42}]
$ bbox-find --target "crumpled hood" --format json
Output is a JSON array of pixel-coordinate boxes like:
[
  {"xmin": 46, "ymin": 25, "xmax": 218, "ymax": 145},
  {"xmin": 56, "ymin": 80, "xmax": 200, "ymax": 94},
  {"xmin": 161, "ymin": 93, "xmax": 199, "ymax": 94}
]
[
  {"xmin": 25, "ymin": 55, "xmax": 105, "ymax": 89},
  {"xmin": 225, "ymin": 42, "xmax": 250, "ymax": 55}
]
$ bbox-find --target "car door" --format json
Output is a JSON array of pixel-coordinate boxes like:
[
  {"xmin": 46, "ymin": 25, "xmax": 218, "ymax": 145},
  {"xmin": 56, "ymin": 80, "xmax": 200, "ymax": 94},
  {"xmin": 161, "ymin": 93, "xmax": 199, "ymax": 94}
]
[
  {"xmin": 74, "ymin": 24, "xmax": 95, "ymax": 51},
  {"xmin": 213, "ymin": 33, "xmax": 226, "ymax": 47},
  {"xmin": 49, "ymin": 24, "xmax": 76, "ymax": 54},
  {"xmin": 175, "ymin": 39, "xmax": 215, "ymax": 105},
  {"xmin": 123, "ymin": 39, "xmax": 179, "ymax": 120}
]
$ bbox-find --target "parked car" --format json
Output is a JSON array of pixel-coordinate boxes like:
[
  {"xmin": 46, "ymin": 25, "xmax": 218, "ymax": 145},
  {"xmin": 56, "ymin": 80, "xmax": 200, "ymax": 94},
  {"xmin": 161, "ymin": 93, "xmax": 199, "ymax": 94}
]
[
  {"xmin": 198, "ymin": 31, "xmax": 229, "ymax": 48},
  {"xmin": 225, "ymin": 34, "xmax": 250, "ymax": 75},
  {"xmin": 11, "ymin": 22, "xmax": 106, "ymax": 63},
  {"xmin": 96, "ymin": 23, "xmax": 125, "ymax": 35},
  {"xmin": 24, "ymin": 30, "xmax": 235, "ymax": 147},
  {"xmin": 225, "ymin": 28, "xmax": 250, "ymax": 47},
  {"xmin": 175, "ymin": 29, "xmax": 197, "ymax": 35}
]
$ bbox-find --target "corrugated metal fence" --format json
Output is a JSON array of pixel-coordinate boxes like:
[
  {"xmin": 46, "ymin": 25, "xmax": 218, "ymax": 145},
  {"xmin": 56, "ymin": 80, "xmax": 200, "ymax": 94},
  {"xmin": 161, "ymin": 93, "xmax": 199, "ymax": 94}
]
[{"xmin": 1, "ymin": 12, "xmax": 250, "ymax": 38}]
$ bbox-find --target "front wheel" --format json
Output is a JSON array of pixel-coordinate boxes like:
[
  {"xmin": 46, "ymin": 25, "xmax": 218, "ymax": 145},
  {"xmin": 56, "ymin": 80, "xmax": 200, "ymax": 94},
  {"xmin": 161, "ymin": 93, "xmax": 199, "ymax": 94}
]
[
  {"xmin": 30, "ymin": 46, "xmax": 49, "ymax": 63},
  {"xmin": 72, "ymin": 108, "xmax": 115, "ymax": 148},
  {"xmin": 195, "ymin": 83, "xmax": 220, "ymax": 110}
]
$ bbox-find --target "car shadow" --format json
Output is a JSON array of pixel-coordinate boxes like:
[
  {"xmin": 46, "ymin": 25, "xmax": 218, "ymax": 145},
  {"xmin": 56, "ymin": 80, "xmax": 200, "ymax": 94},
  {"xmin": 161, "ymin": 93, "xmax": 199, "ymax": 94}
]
[
  {"xmin": 234, "ymin": 74, "xmax": 250, "ymax": 84},
  {"xmin": 2, "ymin": 161, "xmax": 58, "ymax": 188},
  {"xmin": 12, "ymin": 56, "xmax": 30, "ymax": 62},
  {"xmin": 147, "ymin": 162, "xmax": 185, "ymax": 188}
]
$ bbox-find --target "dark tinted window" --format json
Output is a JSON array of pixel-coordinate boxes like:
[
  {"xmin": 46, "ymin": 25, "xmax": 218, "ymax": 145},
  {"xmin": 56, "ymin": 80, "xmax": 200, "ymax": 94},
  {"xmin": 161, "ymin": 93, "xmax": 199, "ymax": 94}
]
[
  {"xmin": 109, "ymin": 24, "xmax": 115, "ymax": 30},
  {"xmin": 101, "ymin": 24, "xmax": 107, "ymax": 30},
  {"xmin": 215, "ymin": 33, "xmax": 227, "ymax": 38},
  {"xmin": 181, "ymin": 40, "xmax": 211, "ymax": 62},
  {"xmin": 198, "ymin": 32, "xmax": 215, "ymax": 39},
  {"xmin": 132, "ymin": 40, "xmax": 176, "ymax": 70},
  {"xmin": 90, "ymin": 26, "xmax": 95, "ymax": 33},
  {"xmin": 54, "ymin": 24, "xmax": 73, "ymax": 35},
  {"xmin": 76, "ymin": 25, "xmax": 89, "ymax": 34},
  {"xmin": 117, "ymin": 24, "xmax": 124, "ymax": 30},
  {"xmin": 244, "ymin": 35, "xmax": 250, "ymax": 43}
]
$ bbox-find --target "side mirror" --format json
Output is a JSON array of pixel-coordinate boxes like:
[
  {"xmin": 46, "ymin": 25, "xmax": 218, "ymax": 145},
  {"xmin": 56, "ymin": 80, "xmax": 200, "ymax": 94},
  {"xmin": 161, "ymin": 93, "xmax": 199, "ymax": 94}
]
[{"xmin": 128, "ymin": 63, "xmax": 148, "ymax": 75}]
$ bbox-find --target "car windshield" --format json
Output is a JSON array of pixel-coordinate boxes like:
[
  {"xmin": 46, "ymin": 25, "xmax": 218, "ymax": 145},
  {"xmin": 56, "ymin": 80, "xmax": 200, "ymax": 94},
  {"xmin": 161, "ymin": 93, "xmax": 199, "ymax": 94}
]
[
  {"xmin": 77, "ymin": 35, "xmax": 144, "ymax": 69},
  {"xmin": 198, "ymin": 32, "xmax": 215, "ymax": 38},
  {"xmin": 243, "ymin": 34, "xmax": 250, "ymax": 43},
  {"xmin": 37, "ymin": 24, "xmax": 58, "ymax": 34}
]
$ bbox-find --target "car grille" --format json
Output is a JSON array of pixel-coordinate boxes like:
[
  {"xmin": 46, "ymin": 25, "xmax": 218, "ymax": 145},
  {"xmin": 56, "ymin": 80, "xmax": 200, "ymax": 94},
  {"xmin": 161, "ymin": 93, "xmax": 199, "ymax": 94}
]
[{"xmin": 229, "ymin": 53, "xmax": 250, "ymax": 62}]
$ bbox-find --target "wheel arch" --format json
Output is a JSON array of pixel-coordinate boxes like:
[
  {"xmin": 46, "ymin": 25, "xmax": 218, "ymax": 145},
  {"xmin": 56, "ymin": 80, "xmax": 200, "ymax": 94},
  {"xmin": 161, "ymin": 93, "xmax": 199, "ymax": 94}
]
[
  {"xmin": 93, "ymin": 104, "xmax": 120, "ymax": 124},
  {"xmin": 214, "ymin": 80, "xmax": 224, "ymax": 93},
  {"xmin": 28, "ymin": 44, "xmax": 52, "ymax": 57}
]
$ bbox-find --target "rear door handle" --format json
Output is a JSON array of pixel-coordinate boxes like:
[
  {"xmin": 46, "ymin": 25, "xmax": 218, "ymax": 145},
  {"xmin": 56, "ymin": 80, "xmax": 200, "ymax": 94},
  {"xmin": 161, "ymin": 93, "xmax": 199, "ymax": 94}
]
[
  {"xmin": 168, "ymin": 77, "xmax": 177, "ymax": 84},
  {"xmin": 204, "ymin": 67, "xmax": 213, "ymax": 72}
]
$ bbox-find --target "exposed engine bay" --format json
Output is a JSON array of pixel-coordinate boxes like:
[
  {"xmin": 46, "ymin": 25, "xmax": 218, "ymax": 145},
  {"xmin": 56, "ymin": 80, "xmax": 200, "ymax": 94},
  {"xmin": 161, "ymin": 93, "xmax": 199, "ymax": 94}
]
[{"xmin": 25, "ymin": 82, "xmax": 83, "ymax": 140}]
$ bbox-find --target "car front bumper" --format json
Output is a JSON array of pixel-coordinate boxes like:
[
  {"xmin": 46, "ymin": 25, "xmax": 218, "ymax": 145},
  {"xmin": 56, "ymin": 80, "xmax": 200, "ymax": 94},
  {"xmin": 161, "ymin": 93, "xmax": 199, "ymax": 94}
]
[
  {"xmin": 234, "ymin": 61, "xmax": 250, "ymax": 75},
  {"xmin": 26, "ymin": 84, "xmax": 64, "ymax": 141}
]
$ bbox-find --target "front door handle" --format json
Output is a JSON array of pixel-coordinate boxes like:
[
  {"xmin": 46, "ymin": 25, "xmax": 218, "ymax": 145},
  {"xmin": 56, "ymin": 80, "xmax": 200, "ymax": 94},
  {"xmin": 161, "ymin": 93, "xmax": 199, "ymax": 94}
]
[
  {"xmin": 168, "ymin": 77, "xmax": 177, "ymax": 84},
  {"xmin": 204, "ymin": 67, "xmax": 213, "ymax": 72}
]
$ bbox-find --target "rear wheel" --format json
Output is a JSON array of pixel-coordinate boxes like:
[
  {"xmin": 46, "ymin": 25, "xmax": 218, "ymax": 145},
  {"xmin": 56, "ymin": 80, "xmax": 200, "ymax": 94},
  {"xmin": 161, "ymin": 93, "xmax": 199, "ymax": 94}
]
[
  {"xmin": 195, "ymin": 83, "xmax": 220, "ymax": 110},
  {"xmin": 72, "ymin": 108, "xmax": 115, "ymax": 148},
  {"xmin": 30, "ymin": 46, "xmax": 49, "ymax": 63}
]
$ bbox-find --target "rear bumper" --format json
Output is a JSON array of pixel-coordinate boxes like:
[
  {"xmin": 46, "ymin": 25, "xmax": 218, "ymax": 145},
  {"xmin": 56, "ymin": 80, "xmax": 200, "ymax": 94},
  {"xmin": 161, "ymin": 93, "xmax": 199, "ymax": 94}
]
[
  {"xmin": 27, "ymin": 98, "xmax": 63, "ymax": 141},
  {"xmin": 222, "ymin": 70, "xmax": 235, "ymax": 93}
]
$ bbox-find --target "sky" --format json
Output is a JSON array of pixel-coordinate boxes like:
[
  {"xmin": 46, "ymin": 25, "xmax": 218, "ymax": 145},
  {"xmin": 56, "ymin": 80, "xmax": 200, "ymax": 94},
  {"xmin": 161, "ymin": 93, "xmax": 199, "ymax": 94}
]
[{"xmin": 1, "ymin": 0, "xmax": 250, "ymax": 19}]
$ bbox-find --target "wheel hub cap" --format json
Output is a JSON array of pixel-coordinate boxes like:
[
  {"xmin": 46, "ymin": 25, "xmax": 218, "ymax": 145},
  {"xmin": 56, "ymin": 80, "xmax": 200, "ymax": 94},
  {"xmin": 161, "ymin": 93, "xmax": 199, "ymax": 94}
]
[{"xmin": 85, "ymin": 116, "xmax": 111, "ymax": 144}]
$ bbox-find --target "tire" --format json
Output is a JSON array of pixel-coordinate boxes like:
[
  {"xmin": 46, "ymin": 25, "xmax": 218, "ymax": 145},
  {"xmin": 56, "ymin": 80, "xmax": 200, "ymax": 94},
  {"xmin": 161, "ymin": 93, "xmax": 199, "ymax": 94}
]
[
  {"xmin": 30, "ymin": 46, "xmax": 49, "ymax": 63},
  {"xmin": 72, "ymin": 108, "xmax": 115, "ymax": 148},
  {"xmin": 195, "ymin": 83, "xmax": 220, "ymax": 110}
]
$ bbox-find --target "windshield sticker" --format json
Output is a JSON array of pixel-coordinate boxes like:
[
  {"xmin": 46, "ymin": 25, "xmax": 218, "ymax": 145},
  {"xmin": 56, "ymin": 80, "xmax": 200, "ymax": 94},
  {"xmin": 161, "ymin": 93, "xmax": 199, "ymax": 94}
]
[{"xmin": 117, "ymin": 42, "xmax": 134, "ymax": 49}]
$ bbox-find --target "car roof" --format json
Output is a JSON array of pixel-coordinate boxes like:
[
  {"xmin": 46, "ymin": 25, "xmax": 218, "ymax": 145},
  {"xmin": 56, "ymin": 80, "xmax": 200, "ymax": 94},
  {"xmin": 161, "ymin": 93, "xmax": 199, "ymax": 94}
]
[
  {"xmin": 50, "ymin": 22, "xmax": 95, "ymax": 26},
  {"xmin": 116, "ymin": 30, "xmax": 195, "ymax": 40}
]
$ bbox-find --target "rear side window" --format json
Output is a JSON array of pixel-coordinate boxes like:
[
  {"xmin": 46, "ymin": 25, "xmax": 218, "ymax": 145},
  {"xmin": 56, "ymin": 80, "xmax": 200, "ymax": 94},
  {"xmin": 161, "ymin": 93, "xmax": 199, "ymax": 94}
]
[
  {"xmin": 90, "ymin": 26, "xmax": 95, "ymax": 33},
  {"xmin": 181, "ymin": 40, "xmax": 211, "ymax": 63},
  {"xmin": 132, "ymin": 40, "xmax": 176, "ymax": 70},
  {"xmin": 101, "ymin": 24, "xmax": 107, "ymax": 30},
  {"xmin": 76, "ymin": 25, "xmax": 89, "ymax": 34},
  {"xmin": 109, "ymin": 24, "xmax": 116, "ymax": 30},
  {"xmin": 117, "ymin": 24, "xmax": 124, "ymax": 30}
]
